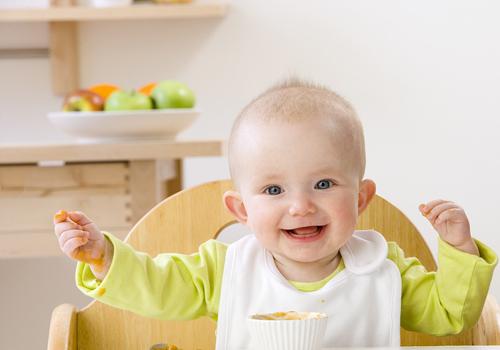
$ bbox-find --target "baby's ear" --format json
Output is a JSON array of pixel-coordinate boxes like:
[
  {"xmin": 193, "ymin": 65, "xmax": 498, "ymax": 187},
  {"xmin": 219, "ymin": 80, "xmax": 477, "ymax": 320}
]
[
  {"xmin": 223, "ymin": 190, "xmax": 248, "ymax": 224},
  {"xmin": 358, "ymin": 179, "xmax": 376, "ymax": 215}
]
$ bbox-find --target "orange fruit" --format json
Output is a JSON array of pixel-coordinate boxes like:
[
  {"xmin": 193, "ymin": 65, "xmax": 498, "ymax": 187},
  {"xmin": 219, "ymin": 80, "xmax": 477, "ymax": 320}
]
[
  {"xmin": 138, "ymin": 82, "xmax": 157, "ymax": 96},
  {"xmin": 88, "ymin": 83, "xmax": 120, "ymax": 100}
]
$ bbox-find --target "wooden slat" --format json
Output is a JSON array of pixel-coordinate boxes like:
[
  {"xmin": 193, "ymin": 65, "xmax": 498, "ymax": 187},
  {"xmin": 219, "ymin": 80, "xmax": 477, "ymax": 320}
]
[
  {"xmin": 0, "ymin": 162, "xmax": 128, "ymax": 190},
  {"xmin": 0, "ymin": 230, "xmax": 128, "ymax": 258},
  {"xmin": 0, "ymin": 140, "xmax": 224, "ymax": 164},
  {"xmin": 0, "ymin": 195, "xmax": 131, "ymax": 232},
  {"xmin": 0, "ymin": 3, "xmax": 228, "ymax": 22}
]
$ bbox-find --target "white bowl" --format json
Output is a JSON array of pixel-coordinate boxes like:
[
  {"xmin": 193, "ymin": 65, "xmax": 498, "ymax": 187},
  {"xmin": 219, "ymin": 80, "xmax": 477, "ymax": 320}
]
[
  {"xmin": 47, "ymin": 109, "xmax": 199, "ymax": 142},
  {"xmin": 248, "ymin": 312, "xmax": 328, "ymax": 350}
]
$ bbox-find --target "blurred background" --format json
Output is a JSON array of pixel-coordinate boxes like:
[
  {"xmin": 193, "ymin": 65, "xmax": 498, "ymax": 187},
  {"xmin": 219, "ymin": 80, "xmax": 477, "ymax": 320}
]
[{"xmin": 1, "ymin": 0, "xmax": 499, "ymax": 348}]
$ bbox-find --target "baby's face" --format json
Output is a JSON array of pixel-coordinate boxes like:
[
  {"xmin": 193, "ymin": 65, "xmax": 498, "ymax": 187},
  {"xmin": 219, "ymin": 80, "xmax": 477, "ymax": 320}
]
[{"xmin": 232, "ymin": 118, "xmax": 363, "ymax": 266}]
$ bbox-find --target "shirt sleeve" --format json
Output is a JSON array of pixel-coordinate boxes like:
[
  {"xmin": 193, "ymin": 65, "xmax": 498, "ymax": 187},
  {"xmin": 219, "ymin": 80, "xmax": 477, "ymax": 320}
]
[
  {"xmin": 387, "ymin": 238, "xmax": 497, "ymax": 335},
  {"xmin": 76, "ymin": 232, "xmax": 227, "ymax": 321}
]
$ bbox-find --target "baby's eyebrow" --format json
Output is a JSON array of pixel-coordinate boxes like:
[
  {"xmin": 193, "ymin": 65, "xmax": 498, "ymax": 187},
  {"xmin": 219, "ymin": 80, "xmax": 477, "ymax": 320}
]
[
  {"xmin": 310, "ymin": 166, "xmax": 341, "ymax": 176},
  {"xmin": 256, "ymin": 173, "xmax": 283, "ymax": 182}
]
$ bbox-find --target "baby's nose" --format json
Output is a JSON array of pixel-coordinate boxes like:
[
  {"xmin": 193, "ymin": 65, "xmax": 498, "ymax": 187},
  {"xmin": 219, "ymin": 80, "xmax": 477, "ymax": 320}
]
[{"xmin": 288, "ymin": 197, "xmax": 316, "ymax": 216}]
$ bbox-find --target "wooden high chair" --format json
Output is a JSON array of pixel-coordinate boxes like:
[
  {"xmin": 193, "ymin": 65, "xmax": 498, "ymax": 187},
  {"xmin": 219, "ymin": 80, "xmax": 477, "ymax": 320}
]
[{"xmin": 47, "ymin": 180, "xmax": 500, "ymax": 349}]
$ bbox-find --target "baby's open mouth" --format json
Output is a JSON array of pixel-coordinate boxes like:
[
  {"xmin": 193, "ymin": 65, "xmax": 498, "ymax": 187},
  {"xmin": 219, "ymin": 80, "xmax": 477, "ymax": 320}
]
[{"xmin": 284, "ymin": 225, "xmax": 325, "ymax": 238}]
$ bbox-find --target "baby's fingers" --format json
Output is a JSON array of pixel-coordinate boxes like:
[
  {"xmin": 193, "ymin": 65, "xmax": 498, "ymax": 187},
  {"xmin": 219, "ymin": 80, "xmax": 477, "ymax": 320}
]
[
  {"xmin": 434, "ymin": 207, "xmax": 465, "ymax": 225},
  {"xmin": 425, "ymin": 202, "xmax": 459, "ymax": 222},
  {"xmin": 60, "ymin": 231, "xmax": 89, "ymax": 258},
  {"xmin": 54, "ymin": 221, "xmax": 83, "ymax": 238},
  {"xmin": 419, "ymin": 199, "xmax": 448, "ymax": 215},
  {"xmin": 58, "ymin": 229, "xmax": 89, "ymax": 248},
  {"xmin": 68, "ymin": 211, "xmax": 103, "ymax": 241},
  {"xmin": 68, "ymin": 211, "xmax": 94, "ymax": 227}
]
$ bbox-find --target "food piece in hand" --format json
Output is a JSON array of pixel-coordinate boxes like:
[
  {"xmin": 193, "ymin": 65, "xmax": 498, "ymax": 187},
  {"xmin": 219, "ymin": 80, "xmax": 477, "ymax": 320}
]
[
  {"xmin": 104, "ymin": 90, "xmax": 153, "ymax": 111},
  {"xmin": 54, "ymin": 210, "xmax": 68, "ymax": 222},
  {"xmin": 63, "ymin": 89, "xmax": 105, "ymax": 112},
  {"xmin": 151, "ymin": 80, "xmax": 196, "ymax": 109}
]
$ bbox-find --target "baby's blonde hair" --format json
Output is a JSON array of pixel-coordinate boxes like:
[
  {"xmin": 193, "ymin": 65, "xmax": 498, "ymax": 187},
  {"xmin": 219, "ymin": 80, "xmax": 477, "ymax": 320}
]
[{"xmin": 228, "ymin": 78, "xmax": 366, "ymax": 184}]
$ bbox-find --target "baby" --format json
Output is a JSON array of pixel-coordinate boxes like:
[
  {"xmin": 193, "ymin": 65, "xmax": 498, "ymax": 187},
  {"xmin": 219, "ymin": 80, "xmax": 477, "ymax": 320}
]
[{"xmin": 54, "ymin": 79, "xmax": 496, "ymax": 348}]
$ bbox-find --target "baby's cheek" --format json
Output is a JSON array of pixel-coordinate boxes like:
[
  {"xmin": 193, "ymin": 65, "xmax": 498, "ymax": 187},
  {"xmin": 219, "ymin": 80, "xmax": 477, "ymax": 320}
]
[
  {"xmin": 246, "ymin": 209, "xmax": 268, "ymax": 230},
  {"xmin": 333, "ymin": 201, "xmax": 358, "ymax": 226},
  {"xmin": 247, "ymin": 206, "xmax": 276, "ymax": 233}
]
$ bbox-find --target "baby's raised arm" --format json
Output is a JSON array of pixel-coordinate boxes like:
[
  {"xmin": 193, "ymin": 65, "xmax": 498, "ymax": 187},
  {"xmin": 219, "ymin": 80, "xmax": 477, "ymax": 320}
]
[{"xmin": 53, "ymin": 210, "xmax": 113, "ymax": 280}]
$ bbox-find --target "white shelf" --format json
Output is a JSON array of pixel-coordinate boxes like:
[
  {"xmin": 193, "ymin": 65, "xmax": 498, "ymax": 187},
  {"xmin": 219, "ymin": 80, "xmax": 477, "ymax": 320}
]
[{"xmin": 0, "ymin": 2, "xmax": 228, "ymax": 22}]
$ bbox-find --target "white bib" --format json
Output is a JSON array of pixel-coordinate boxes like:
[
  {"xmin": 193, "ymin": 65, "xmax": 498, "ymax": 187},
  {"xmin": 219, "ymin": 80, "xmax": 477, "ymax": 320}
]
[{"xmin": 216, "ymin": 230, "xmax": 401, "ymax": 349}]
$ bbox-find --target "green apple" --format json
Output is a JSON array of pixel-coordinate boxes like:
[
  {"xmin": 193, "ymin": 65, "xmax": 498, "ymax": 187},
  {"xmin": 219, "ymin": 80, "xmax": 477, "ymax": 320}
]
[
  {"xmin": 151, "ymin": 80, "xmax": 196, "ymax": 109},
  {"xmin": 63, "ymin": 89, "xmax": 104, "ymax": 112},
  {"xmin": 104, "ymin": 90, "xmax": 153, "ymax": 111}
]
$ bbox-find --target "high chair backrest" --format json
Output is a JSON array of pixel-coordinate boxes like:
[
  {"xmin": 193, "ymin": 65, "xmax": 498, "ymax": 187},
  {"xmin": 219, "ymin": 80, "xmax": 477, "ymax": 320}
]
[{"xmin": 49, "ymin": 180, "xmax": 498, "ymax": 349}]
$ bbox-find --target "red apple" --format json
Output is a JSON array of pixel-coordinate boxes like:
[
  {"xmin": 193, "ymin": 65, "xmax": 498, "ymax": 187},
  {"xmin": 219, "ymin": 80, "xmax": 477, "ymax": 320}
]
[{"xmin": 62, "ymin": 89, "xmax": 105, "ymax": 112}]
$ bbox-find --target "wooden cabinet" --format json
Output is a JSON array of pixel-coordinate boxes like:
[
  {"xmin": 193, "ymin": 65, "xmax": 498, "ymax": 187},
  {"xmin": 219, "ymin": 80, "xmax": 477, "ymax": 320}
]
[
  {"xmin": 0, "ymin": 162, "xmax": 131, "ymax": 257},
  {"xmin": 0, "ymin": 139, "xmax": 224, "ymax": 258},
  {"xmin": 0, "ymin": 1, "xmax": 229, "ymax": 95}
]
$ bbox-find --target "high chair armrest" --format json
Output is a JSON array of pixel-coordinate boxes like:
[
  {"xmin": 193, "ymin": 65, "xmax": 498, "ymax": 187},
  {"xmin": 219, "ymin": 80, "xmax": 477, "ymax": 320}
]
[
  {"xmin": 47, "ymin": 303, "xmax": 77, "ymax": 350},
  {"xmin": 473, "ymin": 294, "xmax": 500, "ymax": 345}
]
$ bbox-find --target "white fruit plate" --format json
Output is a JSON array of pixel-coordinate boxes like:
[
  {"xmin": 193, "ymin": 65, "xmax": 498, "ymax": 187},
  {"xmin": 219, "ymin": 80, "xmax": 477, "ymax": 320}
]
[{"xmin": 47, "ymin": 109, "xmax": 199, "ymax": 142}]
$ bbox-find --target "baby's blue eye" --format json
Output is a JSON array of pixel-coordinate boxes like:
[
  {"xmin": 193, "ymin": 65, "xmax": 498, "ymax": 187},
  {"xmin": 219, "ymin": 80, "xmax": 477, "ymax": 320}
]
[
  {"xmin": 315, "ymin": 179, "xmax": 334, "ymax": 190},
  {"xmin": 264, "ymin": 185, "xmax": 282, "ymax": 195}
]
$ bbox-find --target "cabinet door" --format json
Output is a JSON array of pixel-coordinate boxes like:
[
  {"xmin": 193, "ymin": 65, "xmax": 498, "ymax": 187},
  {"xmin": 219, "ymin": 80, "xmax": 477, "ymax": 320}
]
[{"xmin": 0, "ymin": 162, "xmax": 131, "ymax": 257}]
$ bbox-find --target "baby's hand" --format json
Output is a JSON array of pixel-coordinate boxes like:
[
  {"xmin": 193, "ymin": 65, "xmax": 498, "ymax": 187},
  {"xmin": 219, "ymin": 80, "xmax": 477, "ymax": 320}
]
[
  {"xmin": 53, "ymin": 210, "xmax": 113, "ymax": 280},
  {"xmin": 419, "ymin": 200, "xmax": 479, "ymax": 256}
]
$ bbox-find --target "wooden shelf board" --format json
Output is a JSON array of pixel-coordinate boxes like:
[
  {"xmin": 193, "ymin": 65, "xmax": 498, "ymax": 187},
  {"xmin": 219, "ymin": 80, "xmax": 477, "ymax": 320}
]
[
  {"xmin": 0, "ymin": 2, "xmax": 228, "ymax": 22},
  {"xmin": 0, "ymin": 139, "xmax": 225, "ymax": 164}
]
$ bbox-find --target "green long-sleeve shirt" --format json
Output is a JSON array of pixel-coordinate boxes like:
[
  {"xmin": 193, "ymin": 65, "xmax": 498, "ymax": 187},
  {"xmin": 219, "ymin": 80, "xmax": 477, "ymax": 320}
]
[{"xmin": 77, "ymin": 234, "xmax": 497, "ymax": 336}]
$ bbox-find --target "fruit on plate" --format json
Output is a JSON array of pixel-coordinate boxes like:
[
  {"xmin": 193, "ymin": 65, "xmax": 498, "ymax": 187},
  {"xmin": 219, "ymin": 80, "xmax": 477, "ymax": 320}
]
[
  {"xmin": 104, "ymin": 90, "xmax": 153, "ymax": 111},
  {"xmin": 88, "ymin": 83, "xmax": 120, "ymax": 100},
  {"xmin": 151, "ymin": 80, "xmax": 195, "ymax": 109},
  {"xmin": 62, "ymin": 89, "xmax": 105, "ymax": 112},
  {"xmin": 138, "ymin": 82, "xmax": 157, "ymax": 96}
]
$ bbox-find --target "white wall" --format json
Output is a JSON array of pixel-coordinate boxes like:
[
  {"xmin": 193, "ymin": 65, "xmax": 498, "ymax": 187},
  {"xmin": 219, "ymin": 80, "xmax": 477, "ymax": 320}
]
[{"xmin": 1, "ymin": 1, "xmax": 499, "ymax": 348}]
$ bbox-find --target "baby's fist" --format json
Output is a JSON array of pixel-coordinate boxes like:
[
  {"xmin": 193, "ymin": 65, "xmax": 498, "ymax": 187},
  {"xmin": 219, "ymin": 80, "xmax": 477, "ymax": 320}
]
[
  {"xmin": 419, "ymin": 200, "xmax": 478, "ymax": 255},
  {"xmin": 53, "ymin": 210, "xmax": 106, "ymax": 265}
]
